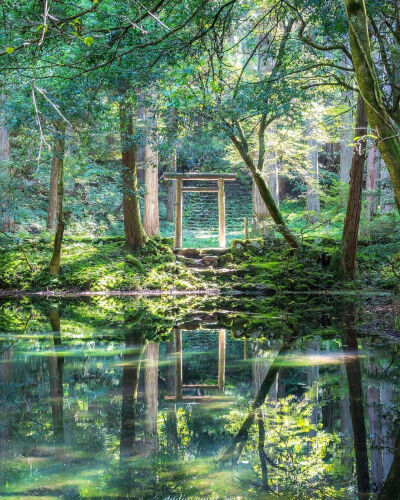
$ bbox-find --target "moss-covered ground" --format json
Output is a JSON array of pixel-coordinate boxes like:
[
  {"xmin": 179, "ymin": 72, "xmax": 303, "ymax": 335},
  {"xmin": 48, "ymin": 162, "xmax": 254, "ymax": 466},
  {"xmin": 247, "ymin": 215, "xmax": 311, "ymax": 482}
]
[{"xmin": 1, "ymin": 230, "xmax": 400, "ymax": 293}]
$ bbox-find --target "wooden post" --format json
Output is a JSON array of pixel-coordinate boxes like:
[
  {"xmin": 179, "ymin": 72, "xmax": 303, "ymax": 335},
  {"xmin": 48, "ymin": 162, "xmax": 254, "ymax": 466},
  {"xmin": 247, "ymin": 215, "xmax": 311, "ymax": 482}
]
[
  {"xmin": 244, "ymin": 217, "xmax": 249, "ymax": 239},
  {"xmin": 218, "ymin": 329, "xmax": 226, "ymax": 391},
  {"xmin": 175, "ymin": 328, "xmax": 183, "ymax": 401},
  {"xmin": 218, "ymin": 179, "xmax": 226, "ymax": 248},
  {"xmin": 174, "ymin": 178, "xmax": 183, "ymax": 249}
]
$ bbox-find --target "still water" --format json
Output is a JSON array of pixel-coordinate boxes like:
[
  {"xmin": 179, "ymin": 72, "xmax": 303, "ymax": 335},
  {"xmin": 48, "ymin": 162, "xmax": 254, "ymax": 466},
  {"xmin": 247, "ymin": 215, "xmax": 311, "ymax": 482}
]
[{"xmin": 0, "ymin": 294, "xmax": 398, "ymax": 499}]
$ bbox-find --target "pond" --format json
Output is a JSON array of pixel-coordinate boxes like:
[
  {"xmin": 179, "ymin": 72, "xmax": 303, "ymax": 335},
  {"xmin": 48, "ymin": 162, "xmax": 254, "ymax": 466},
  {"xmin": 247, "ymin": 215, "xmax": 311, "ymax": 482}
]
[{"xmin": 0, "ymin": 294, "xmax": 398, "ymax": 499}]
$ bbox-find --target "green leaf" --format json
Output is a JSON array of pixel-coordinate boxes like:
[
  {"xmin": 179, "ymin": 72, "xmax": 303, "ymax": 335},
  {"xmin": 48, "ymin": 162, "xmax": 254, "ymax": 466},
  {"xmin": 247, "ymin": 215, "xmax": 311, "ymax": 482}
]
[
  {"xmin": 5, "ymin": 47, "xmax": 14, "ymax": 54},
  {"xmin": 83, "ymin": 36, "xmax": 94, "ymax": 46}
]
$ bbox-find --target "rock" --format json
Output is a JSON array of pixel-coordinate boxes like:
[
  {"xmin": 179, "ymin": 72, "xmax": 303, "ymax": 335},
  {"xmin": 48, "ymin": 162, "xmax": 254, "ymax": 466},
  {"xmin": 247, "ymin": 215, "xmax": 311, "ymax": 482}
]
[
  {"xmin": 175, "ymin": 248, "xmax": 200, "ymax": 258},
  {"xmin": 218, "ymin": 253, "xmax": 233, "ymax": 266},
  {"xmin": 246, "ymin": 239, "xmax": 264, "ymax": 255},
  {"xmin": 199, "ymin": 247, "xmax": 230, "ymax": 256},
  {"xmin": 231, "ymin": 239, "xmax": 245, "ymax": 256},
  {"xmin": 125, "ymin": 254, "xmax": 144, "ymax": 272},
  {"xmin": 202, "ymin": 255, "xmax": 219, "ymax": 267}
]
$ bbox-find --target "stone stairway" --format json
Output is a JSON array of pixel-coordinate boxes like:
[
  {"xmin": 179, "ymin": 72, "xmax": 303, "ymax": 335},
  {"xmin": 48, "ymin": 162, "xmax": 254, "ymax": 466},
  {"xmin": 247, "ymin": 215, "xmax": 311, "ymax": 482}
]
[
  {"xmin": 175, "ymin": 247, "xmax": 229, "ymax": 267},
  {"xmin": 174, "ymin": 247, "xmax": 276, "ymax": 295}
]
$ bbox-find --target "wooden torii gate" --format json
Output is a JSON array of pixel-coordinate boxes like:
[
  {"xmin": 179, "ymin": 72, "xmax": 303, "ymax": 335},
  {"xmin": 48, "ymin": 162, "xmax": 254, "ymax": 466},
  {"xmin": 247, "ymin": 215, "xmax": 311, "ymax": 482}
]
[{"xmin": 164, "ymin": 173, "xmax": 236, "ymax": 248}]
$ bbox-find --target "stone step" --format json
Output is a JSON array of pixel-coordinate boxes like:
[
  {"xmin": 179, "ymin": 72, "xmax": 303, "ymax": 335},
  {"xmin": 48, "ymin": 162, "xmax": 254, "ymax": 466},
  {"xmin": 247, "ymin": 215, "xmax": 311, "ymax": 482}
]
[{"xmin": 175, "ymin": 247, "xmax": 231, "ymax": 258}]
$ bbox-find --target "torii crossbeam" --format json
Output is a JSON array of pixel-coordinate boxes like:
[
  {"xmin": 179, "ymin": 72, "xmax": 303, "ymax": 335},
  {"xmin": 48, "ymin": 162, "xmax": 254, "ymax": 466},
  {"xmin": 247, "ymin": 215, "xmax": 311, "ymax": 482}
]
[{"xmin": 164, "ymin": 173, "xmax": 236, "ymax": 248}]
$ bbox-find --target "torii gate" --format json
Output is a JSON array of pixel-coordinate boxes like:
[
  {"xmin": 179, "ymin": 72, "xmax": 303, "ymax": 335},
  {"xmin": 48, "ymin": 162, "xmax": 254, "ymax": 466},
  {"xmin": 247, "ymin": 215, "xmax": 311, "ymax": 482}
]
[{"xmin": 164, "ymin": 173, "xmax": 237, "ymax": 248}]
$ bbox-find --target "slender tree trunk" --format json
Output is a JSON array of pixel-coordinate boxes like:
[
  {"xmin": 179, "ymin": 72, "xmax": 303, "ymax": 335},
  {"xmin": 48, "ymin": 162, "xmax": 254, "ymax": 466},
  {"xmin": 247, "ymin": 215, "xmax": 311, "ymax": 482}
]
[
  {"xmin": 0, "ymin": 93, "xmax": 14, "ymax": 232},
  {"xmin": 344, "ymin": 0, "xmax": 400, "ymax": 213},
  {"xmin": 379, "ymin": 162, "xmax": 393, "ymax": 214},
  {"xmin": 49, "ymin": 123, "xmax": 67, "ymax": 275},
  {"xmin": 167, "ymin": 152, "xmax": 177, "ymax": 223},
  {"xmin": 136, "ymin": 95, "xmax": 146, "ymax": 183},
  {"xmin": 47, "ymin": 121, "xmax": 66, "ymax": 231},
  {"xmin": 252, "ymin": 177, "xmax": 269, "ymax": 233},
  {"xmin": 340, "ymin": 91, "xmax": 354, "ymax": 183},
  {"xmin": 306, "ymin": 137, "xmax": 321, "ymax": 218},
  {"xmin": 252, "ymin": 154, "xmax": 279, "ymax": 233},
  {"xmin": 340, "ymin": 96, "xmax": 368, "ymax": 278},
  {"xmin": 341, "ymin": 303, "xmax": 370, "ymax": 498},
  {"xmin": 119, "ymin": 97, "xmax": 146, "ymax": 250},
  {"xmin": 366, "ymin": 145, "xmax": 378, "ymax": 218},
  {"xmin": 143, "ymin": 111, "xmax": 159, "ymax": 236},
  {"xmin": 230, "ymin": 133, "xmax": 297, "ymax": 248},
  {"xmin": 167, "ymin": 108, "xmax": 178, "ymax": 223}
]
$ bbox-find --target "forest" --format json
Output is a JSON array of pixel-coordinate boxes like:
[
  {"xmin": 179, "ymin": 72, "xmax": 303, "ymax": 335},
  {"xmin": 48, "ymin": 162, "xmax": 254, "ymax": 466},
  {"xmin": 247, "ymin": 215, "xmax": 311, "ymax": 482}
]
[{"xmin": 1, "ymin": 0, "xmax": 400, "ymax": 499}]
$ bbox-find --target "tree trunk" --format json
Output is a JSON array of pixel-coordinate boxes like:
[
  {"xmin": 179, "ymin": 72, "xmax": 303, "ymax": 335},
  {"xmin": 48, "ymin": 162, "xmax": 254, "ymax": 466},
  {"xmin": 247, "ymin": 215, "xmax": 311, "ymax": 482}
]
[
  {"xmin": 379, "ymin": 162, "xmax": 393, "ymax": 214},
  {"xmin": 344, "ymin": 0, "xmax": 400, "ymax": 213},
  {"xmin": 119, "ymin": 98, "xmax": 146, "ymax": 250},
  {"xmin": 49, "ymin": 122, "xmax": 67, "ymax": 275},
  {"xmin": 0, "ymin": 93, "xmax": 15, "ymax": 232},
  {"xmin": 143, "ymin": 111, "xmax": 159, "ymax": 236},
  {"xmin": 340, "ymin": 91, "xmax": 354, "ymax": 183},
  {"xmin": 366, "ymin": 144, "xmax": 378, "ymax": 218},
  {"xmin": 306, "ymin": 137, "xmax": 321, "ymax": 218},
  {"xmin": 340, "ymin": 96, "xmax": 368, "ymax": 278},
  {"xmin": 341, "ymin": 303, "xmax": 370, "ymax": 498},
  {"xmin": 252, "ymin": 154, "xmax": 279, "ymax": 233},
  {"xmin": 230, "ymin": 134, "xmax": 298, "ymax": 248},
  {"xmin": 47, "ymin": 121, "xmax": 66, "ymax": 231},
  {"xmin": 167, "ymin": 151, "xmax": 177, "ymax": 223}
]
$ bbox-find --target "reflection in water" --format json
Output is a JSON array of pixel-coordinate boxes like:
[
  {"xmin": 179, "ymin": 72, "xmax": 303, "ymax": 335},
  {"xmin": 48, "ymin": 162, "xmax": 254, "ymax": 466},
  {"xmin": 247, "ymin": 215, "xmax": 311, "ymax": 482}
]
[
  {"xmin": 341, "ymin": 304, "xmax": 370, "ymax": 498},
  {"xmin": 0, "ymin": 347, "xmax": 12, "ymax": 484},
  {"xmin": 48, "ymin": 309, "xmax": 64, "ymax": 442},
  {"xmin": 0, "ymin": 296, "xmax": 399, "ymax": 498},
  {"xmin": 120, "ymin": 333, "xmax": 144, "ymax": 459},
  {"xmin": 144, "ymin": 342, "xmax": 159, "ymax": 455}
]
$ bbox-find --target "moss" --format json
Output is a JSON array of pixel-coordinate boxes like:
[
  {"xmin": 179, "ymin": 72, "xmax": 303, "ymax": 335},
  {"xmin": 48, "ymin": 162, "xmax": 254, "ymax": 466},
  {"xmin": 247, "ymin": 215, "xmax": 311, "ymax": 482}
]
[
  {"xmin": 1, "ymin": 231, "xmax": 399, "ymax": 293},
  {"xmin": 219, "ymin": 253, "xmax": 233, "ymax": 266},
  {"xmin": 125, "ymin": 254, "xmax": 145, "ymax": 272}
]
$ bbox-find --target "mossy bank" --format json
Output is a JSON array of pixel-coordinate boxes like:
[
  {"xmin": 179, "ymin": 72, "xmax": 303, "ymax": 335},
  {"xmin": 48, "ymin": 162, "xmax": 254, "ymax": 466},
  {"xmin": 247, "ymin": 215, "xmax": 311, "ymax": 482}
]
[{"xmin": 0, "ymin": 233, "xmax": 399, "ymax": 293}]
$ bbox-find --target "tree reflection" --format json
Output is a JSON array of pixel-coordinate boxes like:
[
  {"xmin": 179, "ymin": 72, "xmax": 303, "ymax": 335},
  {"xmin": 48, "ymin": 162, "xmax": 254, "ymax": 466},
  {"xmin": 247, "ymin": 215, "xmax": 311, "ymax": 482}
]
[
  {"xmin": 120, "ymin": 332, "xmax": 145, "ymax": 459},
  {"xmin": 144, "ymin": 342, "xmax": 159, "ymax": 456},
  {"xmin": 341, "ymin": 303, "xmax": 370, "ymax": 498},
  {"xmin": 48, "ymin": 309, "xmax": 64, "ymax": 442},
  {"xmin": 222, "ymin": 330, "xmax": 297, "ymax": 463},
  {"xmin": 0, "ymin": 346, "xmax": 13, "ymax": 484}
]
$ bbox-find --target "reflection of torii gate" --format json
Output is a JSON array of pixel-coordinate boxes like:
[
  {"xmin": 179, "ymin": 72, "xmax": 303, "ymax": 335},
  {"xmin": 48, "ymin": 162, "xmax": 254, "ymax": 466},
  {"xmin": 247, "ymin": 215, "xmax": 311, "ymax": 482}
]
[
  {"xmin": 165, "ymin": 328, "xmax": 226, "ymax": 403},
  {"xmin": 164, "ymin": 173, "xmax": 237, "ymax": 249}
]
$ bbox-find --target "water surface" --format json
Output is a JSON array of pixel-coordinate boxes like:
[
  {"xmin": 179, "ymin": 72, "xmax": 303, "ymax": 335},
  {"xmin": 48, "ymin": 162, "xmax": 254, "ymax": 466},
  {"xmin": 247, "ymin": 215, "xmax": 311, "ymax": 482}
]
[{"xmin": 0, "ymin": 294, "xmax": 398, "ymax": 499}]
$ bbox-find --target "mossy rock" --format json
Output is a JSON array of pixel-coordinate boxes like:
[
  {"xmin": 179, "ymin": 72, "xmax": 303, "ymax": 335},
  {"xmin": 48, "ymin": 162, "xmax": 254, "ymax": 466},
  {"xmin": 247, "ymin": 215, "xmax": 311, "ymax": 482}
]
[
  {"xmin": 244, "ymin": 239, "xmax": 264, "ymax": 255},
  {"xmin": 125, "ymin": 254, "xmax": 145, "ymax": 272},
  {"xmin": 231, "ymin": 239, "xmax": 246, "ymax": 255},
  {"xmin": 219, "ymin": 253, "xmax": 234, "ymax": 266}
]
